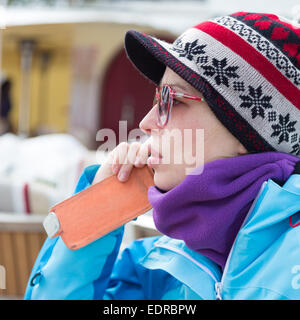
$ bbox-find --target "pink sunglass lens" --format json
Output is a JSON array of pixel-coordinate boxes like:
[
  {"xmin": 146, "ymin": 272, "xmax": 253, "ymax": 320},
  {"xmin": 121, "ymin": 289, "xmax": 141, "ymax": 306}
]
[{"xmin": 158, "ymin": 86, "xmax": 171, "ymax": 126}]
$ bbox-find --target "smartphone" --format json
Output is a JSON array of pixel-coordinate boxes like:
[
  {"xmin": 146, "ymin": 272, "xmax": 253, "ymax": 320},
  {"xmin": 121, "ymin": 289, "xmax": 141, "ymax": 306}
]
[{"xmin": 43, "ymin": 166, "xmax": 154, "ymax": 250}]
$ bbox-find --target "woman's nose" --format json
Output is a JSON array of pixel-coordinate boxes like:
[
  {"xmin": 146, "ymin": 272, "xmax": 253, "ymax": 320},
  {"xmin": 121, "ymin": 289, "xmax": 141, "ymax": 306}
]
[{"xmin": 139, "ymin": 105, "xmax": 160, "ymax": 135}]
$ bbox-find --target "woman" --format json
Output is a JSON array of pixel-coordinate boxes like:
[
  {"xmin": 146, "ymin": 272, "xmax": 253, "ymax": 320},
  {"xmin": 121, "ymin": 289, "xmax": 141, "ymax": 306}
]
[{"xmin": 25, "ymin": 12, "xmax": 300, "ymax": 300}]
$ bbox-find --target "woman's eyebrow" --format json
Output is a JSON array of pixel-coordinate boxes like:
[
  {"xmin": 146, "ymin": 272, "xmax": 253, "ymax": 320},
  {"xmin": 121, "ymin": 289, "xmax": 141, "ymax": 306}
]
[{"xmin": 158, "ymin": 80, "xmax": 191, "ymax": 93}]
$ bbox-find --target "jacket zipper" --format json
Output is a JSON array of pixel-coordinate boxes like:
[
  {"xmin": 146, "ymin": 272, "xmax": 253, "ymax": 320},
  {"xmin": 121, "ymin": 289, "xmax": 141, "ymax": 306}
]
[
  {"xmin": 215, "ymin": 282, "xmax": 222, "ymax": 300},
  {"xmin": 214, "ymin": 181, "xmax": 268, "ymax": 300}
]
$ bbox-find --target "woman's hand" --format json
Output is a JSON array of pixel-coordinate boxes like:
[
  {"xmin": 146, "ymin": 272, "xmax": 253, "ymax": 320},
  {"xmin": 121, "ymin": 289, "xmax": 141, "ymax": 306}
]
[{"xmin": 92, "ymin": 139, "xmax": 151, "ymax": 185}]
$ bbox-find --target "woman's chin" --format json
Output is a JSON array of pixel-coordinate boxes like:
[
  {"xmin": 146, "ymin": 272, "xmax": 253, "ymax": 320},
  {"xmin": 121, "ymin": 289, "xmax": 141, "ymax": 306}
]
[{"xmin": 152, "ymin": 166, "xmax": 184, "ymax": 192}]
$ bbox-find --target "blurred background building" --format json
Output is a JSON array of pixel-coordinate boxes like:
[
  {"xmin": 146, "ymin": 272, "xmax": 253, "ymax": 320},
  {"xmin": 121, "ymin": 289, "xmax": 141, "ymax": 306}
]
[{"xmin": 0, "ymin": 0, "xmax": 299, "ymax": 299}]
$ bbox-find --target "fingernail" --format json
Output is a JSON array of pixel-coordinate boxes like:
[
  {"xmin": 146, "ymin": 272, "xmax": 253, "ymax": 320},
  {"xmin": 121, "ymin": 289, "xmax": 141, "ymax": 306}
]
[{"xmin": 118, "ymin": 172, "xmax": 127, "ymax": 181}]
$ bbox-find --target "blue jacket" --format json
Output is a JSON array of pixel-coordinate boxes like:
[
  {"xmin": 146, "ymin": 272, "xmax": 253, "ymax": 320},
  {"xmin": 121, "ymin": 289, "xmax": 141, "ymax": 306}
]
[{"xmin": 24, "ymin": 164, "xmax": 300, "ymax": 300}]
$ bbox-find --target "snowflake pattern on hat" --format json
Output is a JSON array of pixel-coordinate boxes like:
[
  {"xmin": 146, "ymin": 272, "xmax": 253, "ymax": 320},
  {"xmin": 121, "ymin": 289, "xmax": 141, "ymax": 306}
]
[
  {"xmin": 271, "ymin": 113, "xmax": 297, "ymax": 144},
  {"xmin": 172, "ymin": 37, "xmax": 207, "ymax": 61},
  {"xmin": 201, "ymin": 57, "xmax": 239, "ymax": 87},
  {"xmin": 239, "ymin": 85, "xmax": 273, "ymax": 119}
]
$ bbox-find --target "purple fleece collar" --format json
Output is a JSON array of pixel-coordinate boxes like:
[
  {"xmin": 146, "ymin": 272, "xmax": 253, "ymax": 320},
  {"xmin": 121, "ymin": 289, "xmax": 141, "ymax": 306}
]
[{"xmin": 148, "ymin": 152, "xmax": 299, "ymax": 270}]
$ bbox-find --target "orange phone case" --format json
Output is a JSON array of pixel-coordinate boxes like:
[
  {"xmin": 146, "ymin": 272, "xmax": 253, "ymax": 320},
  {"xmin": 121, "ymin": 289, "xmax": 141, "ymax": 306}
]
[{"xmin": 43, "ymin": 166, "xmax": 154, "ymax": 250}]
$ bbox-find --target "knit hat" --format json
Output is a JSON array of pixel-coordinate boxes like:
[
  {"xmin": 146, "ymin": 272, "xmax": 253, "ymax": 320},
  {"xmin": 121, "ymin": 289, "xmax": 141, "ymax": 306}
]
[{"xmin": 124, "ymin": 12, "xmax": 300, "ymax": 157}]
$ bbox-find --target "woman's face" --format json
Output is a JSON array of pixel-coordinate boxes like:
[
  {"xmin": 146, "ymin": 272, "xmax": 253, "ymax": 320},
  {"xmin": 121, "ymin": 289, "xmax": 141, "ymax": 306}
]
[{"xmin": 139, "ymin": 67, "xmax": 247, "ymax": 191}]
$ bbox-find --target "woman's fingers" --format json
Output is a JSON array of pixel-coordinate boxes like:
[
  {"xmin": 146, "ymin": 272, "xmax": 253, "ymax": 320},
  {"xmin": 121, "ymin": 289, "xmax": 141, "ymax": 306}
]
[
  {"xmin": 112, "ymin": 142, "xmax": 129, "ymax": 174},
  {"xmin": 92, "ymin": 143, "xmax": 129, "ymax": 185},
  {"xmin": 134, "ymin": 138, "xmax": 151, "ymax": 167},
  {"xmin": 117, "ymin": 142, "xmax": 141, "ymax": 181},
  {"xmin": 92, "ymin": 151, "xmax": 114, "ymax": 185},
  {"xmin": 92, "ymin": 138, "xmax": 151, "ymax": 185}
]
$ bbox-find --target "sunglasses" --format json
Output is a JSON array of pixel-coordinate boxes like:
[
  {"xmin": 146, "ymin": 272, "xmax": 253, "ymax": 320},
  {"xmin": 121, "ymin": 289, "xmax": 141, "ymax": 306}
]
[{"xmin": 154, "ymin": 84, "xmax": 205, "ymax": 128}]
